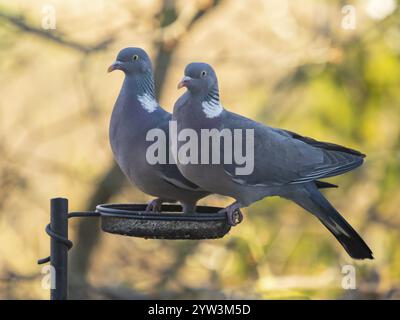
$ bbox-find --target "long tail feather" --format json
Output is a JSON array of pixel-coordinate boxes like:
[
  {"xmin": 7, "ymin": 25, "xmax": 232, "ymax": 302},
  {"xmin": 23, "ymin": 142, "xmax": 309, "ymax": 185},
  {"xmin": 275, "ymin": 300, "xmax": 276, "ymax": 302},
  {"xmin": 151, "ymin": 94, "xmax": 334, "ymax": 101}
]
[{"xmin": 290, "ymin": 184, "xmax": 373, "ymax": 260}]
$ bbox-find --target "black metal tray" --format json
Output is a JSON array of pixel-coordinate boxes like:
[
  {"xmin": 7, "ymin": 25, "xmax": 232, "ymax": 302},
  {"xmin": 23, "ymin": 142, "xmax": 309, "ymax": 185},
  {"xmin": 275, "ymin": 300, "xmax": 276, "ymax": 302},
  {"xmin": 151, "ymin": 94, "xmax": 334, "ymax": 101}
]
[{"xmin": 96, "ymin": 204, "xmax": 232, "ymax": 239}]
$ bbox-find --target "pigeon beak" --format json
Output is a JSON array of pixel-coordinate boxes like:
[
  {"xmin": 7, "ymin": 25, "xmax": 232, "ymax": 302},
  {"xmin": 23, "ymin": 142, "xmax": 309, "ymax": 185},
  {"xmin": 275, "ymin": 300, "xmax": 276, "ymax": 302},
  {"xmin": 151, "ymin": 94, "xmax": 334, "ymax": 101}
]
[
  {"xmin": 177, "ymin": 76, "xmax": 192, "ymax": 89},
  {"xmin": 108, "ymin": 61, "xmax": 123, "ymax": 73}
]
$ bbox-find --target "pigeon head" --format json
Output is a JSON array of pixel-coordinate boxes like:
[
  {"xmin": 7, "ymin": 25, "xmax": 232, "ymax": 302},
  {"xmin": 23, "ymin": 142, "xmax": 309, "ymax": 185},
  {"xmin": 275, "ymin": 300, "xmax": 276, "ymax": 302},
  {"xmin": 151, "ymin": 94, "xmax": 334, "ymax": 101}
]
[
  {"xmin": 108, "ymin": 47, "xmax": 152, "ymax": 75},
  {"xmin": 178, "ymin": 62, "xmax": 218, "ymax": 95},
  {"xmin": 178, "ymin": 62, "xmax": 223, "ymax": 118}
]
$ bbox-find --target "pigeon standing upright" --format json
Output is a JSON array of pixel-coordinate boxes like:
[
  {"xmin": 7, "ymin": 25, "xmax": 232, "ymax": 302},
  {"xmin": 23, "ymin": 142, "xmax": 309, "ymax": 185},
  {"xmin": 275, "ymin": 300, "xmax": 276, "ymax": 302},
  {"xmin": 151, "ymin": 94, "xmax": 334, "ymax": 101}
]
[
  {"xmin": 172, "ymin": 62, "xmax": 373, "ymax": 259},
  {"xmin": 108, "ymin": 48, "xmax": 210, "ymax": 213}
]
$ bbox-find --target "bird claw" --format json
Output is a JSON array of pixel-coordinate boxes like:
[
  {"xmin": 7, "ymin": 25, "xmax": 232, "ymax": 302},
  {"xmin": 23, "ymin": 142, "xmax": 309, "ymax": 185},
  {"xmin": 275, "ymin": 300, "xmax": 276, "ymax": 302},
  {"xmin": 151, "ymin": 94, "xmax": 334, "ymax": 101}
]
[
  {"xmin": 228, "ymin": 209, "xmax": 243, "ymax": 226},
  {"xmin": 145, "ymin": 198, "xmax": 162, "ymax": 212},
  {"xmin": 220, "ymin": 205, "xmax": 243, "ymax": 226}
]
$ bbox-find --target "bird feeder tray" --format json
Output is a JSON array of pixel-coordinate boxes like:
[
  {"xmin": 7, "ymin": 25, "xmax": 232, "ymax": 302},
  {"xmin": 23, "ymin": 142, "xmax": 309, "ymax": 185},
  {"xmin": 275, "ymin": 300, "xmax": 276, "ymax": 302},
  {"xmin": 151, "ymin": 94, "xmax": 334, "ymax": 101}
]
[
  {"xmin": 38, "ymin": 198, "xmax": 243, "ymax": 299},
  {"xmin": 97, "ymin": 203, "xmax": 233, "ymax": 239}
]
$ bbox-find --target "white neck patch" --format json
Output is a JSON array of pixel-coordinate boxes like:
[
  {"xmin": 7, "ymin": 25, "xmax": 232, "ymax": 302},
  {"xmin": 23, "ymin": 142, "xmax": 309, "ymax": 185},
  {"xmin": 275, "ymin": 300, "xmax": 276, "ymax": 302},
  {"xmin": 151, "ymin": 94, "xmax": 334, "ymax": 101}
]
[
  {"xmin": 201, "ymin": 100, "xmax": 223, "ymax": 118},
  {"xmin": 137, "ymin": 93, "xmax": 158, "ymax": 113}
]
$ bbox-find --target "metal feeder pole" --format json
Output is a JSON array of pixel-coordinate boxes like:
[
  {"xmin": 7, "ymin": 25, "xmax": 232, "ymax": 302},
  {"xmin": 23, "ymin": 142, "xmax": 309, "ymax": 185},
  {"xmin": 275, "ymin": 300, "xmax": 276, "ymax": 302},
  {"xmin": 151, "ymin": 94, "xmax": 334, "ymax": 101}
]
[{"xmin": 50, "ymin": 197, "xmax": 69, "ymax": 300}]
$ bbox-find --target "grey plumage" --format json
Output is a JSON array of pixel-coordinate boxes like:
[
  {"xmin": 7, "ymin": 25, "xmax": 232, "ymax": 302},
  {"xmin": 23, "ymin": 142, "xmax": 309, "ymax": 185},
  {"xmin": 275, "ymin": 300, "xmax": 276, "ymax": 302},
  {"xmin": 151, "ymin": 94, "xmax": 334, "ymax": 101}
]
[
  {"xmin": 108, "ymin": 48, "xmax": 209, "ymax": 213},
  {"xmin": 173, "ymin": 62, "xmax": 373, "ymax": 259}
]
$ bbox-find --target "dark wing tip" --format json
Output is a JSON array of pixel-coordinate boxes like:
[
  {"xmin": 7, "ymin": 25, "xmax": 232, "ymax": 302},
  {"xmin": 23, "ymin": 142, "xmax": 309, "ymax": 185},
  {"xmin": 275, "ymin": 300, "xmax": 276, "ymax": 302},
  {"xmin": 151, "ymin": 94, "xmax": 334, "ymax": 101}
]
[
  {"xmin": 315, "ymin": 181, "xmax": 339, "ymax": 189},
  {"xmin": 283, "ymin": 129, "xmax": 366, "ymax": 158}
]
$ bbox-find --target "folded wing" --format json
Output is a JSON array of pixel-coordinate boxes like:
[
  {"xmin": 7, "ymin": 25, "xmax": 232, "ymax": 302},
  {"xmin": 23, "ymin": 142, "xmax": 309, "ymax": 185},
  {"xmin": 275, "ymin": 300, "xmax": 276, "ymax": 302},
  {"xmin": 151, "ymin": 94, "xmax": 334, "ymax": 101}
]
[{"xmin": 222, "ymin": 111, "xmax": 365, "ymax": 187}]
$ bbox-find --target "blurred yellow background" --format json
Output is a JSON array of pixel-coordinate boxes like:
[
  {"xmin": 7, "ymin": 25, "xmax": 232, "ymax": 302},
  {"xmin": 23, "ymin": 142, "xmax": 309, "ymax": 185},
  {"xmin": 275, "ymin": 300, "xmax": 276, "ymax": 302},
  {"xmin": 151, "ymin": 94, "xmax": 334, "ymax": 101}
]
[{"xmin": 0, "ymin": 0, "xmax": 399, "ymax": 299}]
